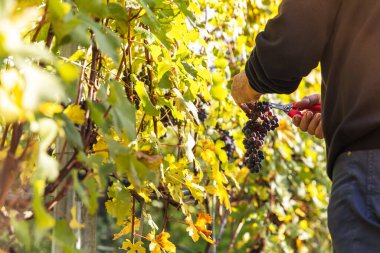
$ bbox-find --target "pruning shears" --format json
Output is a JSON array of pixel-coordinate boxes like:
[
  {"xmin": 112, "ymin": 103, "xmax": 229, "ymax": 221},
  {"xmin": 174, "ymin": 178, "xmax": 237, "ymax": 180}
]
[{"xmin": 269, "ymin": 102, "xmax": 321, "ymax": 118}]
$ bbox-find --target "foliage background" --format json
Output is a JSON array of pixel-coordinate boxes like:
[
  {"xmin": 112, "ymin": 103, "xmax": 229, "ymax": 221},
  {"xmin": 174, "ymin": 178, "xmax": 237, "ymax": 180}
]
[{"xmin": 0, "ymin": 0, "xmax": 331, "ymax": 252}]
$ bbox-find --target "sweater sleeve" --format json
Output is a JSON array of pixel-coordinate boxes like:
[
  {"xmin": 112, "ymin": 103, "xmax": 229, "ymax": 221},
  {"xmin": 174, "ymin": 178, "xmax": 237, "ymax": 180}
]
[{"xmin": 245, "ymin": 0, "xmax": 341, "ymax": 94}]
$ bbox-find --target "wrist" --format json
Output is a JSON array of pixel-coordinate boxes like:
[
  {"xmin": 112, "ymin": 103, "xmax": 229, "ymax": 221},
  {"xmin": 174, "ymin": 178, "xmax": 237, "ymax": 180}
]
[{"xmin": 245, "ymin": 81, "xmax": 262, "ymax": 101}]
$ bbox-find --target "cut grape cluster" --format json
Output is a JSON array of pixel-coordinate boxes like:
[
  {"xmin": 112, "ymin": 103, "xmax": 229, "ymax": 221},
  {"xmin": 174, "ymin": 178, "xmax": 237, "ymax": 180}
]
[{"xmin": 242, "ymin": 101, "xmax": 279, "ymax": 173}]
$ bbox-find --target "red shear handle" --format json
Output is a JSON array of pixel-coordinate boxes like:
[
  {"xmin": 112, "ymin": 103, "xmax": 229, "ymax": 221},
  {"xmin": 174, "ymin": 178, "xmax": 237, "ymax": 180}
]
[
  {"xmin": 288, "ymin": 109, "xmax": 303, "ymax": 118},
  {"xmin": 288, "ymin": 103, "xmax": 322, "ymax": 117},
  {"xmin": 305, "ymin": 104, "xmax": 322, "ymax": 112}
]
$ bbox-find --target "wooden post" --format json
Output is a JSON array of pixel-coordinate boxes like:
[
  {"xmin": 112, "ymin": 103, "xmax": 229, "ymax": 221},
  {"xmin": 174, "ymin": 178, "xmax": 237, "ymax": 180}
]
[{"xmin": 52, "ymin": 43, "xmax": 97, "ymax": 253}]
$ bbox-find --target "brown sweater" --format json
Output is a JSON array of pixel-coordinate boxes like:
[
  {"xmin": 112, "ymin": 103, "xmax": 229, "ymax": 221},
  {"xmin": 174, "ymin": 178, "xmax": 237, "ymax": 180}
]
[{"xmin": 245, "ymin": 0, "xmax": 380, "ymax": 179}]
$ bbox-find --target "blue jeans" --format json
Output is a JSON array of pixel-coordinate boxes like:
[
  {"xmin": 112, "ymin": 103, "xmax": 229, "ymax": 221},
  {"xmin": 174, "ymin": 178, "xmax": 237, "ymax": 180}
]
[{"xmin": 328, "ymin": 150, "xmax": 380, "ymax": 253}]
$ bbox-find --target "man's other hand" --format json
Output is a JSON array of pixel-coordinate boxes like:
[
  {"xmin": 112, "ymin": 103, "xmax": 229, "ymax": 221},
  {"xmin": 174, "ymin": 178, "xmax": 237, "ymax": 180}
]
[
  {"xmin": 292, "ymin": 94, "xmax": 324, "ymax": 139},
  {"xmin": 231, "ymin": 71, "xmax": 262, "ymax": 106}
]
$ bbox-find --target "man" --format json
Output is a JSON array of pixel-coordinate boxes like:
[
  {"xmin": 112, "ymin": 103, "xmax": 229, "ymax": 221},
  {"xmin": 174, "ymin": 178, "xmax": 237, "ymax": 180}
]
[{"xmin": 231, "ymin": 1, "xmax": 380, "ymax": 252}]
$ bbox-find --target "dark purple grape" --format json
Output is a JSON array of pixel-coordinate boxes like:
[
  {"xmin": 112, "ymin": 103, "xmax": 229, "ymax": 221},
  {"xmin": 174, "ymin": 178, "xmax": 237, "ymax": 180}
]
[
  {"xmin": 196, "ymin": 95, "xmax": 210, "ymax": 123},
  {"xmin": 217, "ymin": 128, "xmax": 236, "ymax": 161}
]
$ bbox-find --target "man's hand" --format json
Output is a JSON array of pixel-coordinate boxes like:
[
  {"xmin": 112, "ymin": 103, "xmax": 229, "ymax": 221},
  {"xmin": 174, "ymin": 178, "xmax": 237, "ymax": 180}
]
[
  {"xmin": 231, "ymin": 71, "xmax": 262, "ymax": 106},
  {"xmin": 292, "ymin": 94, "xmax": 324, "ymax": 139}
]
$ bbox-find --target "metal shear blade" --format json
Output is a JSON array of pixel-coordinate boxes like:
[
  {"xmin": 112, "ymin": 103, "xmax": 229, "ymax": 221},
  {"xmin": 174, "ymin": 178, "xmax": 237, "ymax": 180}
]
[{"xmin": 269, "ymin": 103, "xmax": 293, "ymax": 113}]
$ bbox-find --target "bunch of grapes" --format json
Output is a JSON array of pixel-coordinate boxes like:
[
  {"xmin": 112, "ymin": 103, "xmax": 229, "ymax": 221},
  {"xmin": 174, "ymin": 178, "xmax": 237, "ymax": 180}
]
[
  {"xmin": 242, "ymin": 101, "xmax": 279, "ymax": 173},
  {"xmin": 122, "ymin": 74, "xmax": 140, "ymax": 109},
  {"xmin": 196, "ymin": 95, "xmax": 210, "ymax": 123},
  {"xmin": 218, "ymin": 128, "xmax": 236, "ymax": 160},
  {"xmin": 137, "ymin": 69, "xmax": 150, "ymax": 85}
]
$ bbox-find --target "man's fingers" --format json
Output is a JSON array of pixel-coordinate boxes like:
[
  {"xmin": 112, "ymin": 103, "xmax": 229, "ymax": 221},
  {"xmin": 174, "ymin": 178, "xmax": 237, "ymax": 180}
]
[
  {"xmin": 292, "ymin": 115, "xmax": 302, "ymax": 127},
  {"xmin": 295, "ymin": 94, "xmax": 321, "ymax": 109},
  {"xmin": 315, "ymin": 121, "xmax": 324, "ymax": 139},
  {"xmin": 299, "ymin": 111, "xmax": 314, "ymax": 131},
  {"xmin": 295, "ymin": 97, "xmax": 311, "ymax": 109},
  {"xmin": 307, "ymin": 113, "xmax": 321, "ymax": 135}
]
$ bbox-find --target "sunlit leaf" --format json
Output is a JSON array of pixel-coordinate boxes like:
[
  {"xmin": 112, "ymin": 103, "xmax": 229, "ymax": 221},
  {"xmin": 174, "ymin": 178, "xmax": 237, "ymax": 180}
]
[
  {"xmin": 147, "ymin": 231, "xmax": 176, "ymax": 253},
  {"xmin": 69, "ymin": 207, "xmax": 85, "ymax": 229},
  {"xmin": 122, "ymin": 240, "xmax": 146, "ymax": 253},
  {"xmin": 134, "ymin": 80, "xmax": 159, "ymax": 117}
]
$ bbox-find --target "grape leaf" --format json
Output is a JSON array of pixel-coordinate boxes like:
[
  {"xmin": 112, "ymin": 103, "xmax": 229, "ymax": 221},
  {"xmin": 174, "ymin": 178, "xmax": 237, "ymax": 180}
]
[{"xmin": 134, "ymin": 80, "xmax": 159, "ymax": 117}]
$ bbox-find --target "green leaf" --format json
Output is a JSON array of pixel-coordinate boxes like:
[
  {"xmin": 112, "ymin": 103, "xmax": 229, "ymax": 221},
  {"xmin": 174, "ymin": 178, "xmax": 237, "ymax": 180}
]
[
  {"xmin": 59, "ymin": 114, "xmax": 84, "ymax": 149},
  {"xmin": 73, "ymin": 171, "xmax": 90, "ymax": 208},
  {"xmin": 11, "ymin": 219, "xmax": 31, "ymax": 251},
  {"xmin": 48, "ymin": 0, "xmax": 71, "ymax": 20},
  {"xmin": 134, "ymin": 79, "xmax": 160, "ymax": 117},
  {"xmin": 134, "ymin": 26, "xmax": 155, "ymax": 45},
  {"xmin": 70, "ymin": 22, "xmax": 91, "ymax": 47},
  {"xmin": 47, "ymin": 0, "xmax": 78, "ymax": 44},
  {"xmin": 158, "ymin": 71, "xmax": 173, "ymax": 89},
  {"xmin": 115, "ymin": 153, "xmax": 149, "ymax": 190},
  {"xmin": 181, "ymin": 62, "xmax": 198, "ymax": 79},
  {"xmin": 35, "ymin": 119, "xmax": 60, "ymax": 182},
  {"xmin": 107, "ymin": 3, "xmax": 129, "ymax": 22},
  {"xmin": 140, "ymin": 18, "xmax": 172, "ymax": 49},
  {"xmin": 135, "ymin": 0, "xmax": 158, "ymax": 24},
  {"xmin": 78, "ymin": 13, "xmax": 120, "ymax": 64},
  {"xmin": 33, "ymin": 180, "xmax": 55, "ymax": 232},
  {"xmin": 173, "ymin": 88, "xmax": 199, "ymax": 124},
  {"xmin": 53, "ymin": 220, "xmax": 80, "ymax": 253},
  {"xmin": 74, "ymin": 0, "xmax": 107, "ymax": 17},
  {"xmin": 83, "ymin": 177, "xmax": 99, "ymax": 215},
  {"xmin": 108, "ymin": 81, "xmax": 136, "ymax": 141},
  {"xmin": 157, "ymin": 61, "xmax": 171, "ymax": 81},
  {"xmin": 87, "ymin": 100, "xmax": 110, "ymax": 133},
  {"xmin": 174, "ymin": 0, "xmax": 196, "ymax": 22},
  {"xmin": 105, "ymin": 182, "xmax": 131, "ymax": 225}
]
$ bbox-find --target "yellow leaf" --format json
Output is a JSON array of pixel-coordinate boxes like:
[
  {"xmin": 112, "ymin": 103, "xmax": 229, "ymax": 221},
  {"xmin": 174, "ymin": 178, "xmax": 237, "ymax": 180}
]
[
  {"xmin": 92, "ymin": 135, "xmax": 109, "ymax": 160},
  {"xmin": 0, "ymin": 88, "xmax": 22, "ymax": 123},
  {"xmin": 195, "ymin": 213, "xmax": 213, "ymax": 237},
  {"xmin": 185, "ymin": 216, "xmax": 200, "ymax": 242},
  {"xmin": 113, "ymin": 218, "xmax": 140, "ymax": 240},
  {"xmin": 122, "ymin": 240, "xmax": 146, "ymax": 253},
  {"xmin": 210, "ymin": 84, "xmax": 228, "ymax": 101},
  {"xmin": 156, "ymin": 232, "xmax": 176, "ymax": 252},
  {"xmin": 147, "ymin": 231, "xmax": 176, "ymax": 253},
  {"xmin": 215, "ymin": 140, "xmax": 228, "ymax": 163},
  {"xmin": 295, "ymin": 208, "xmax": 306, "ymax": 218},
  {"xmin": 57, "ymin": 61, "xmax": 79, "ymax": 83},
  {"xmin": 137, "ymin": 186, "xmax": 154, "ymax": 203},
  {"xmin": 69, "ymin": 207, "xmax": 85, "ymax": 229},
  {"xmin": 39, "ymin": 102, "xmax": 63, "ymax": 117},
  {"xmin": 211, "ymin": 166, "xmax": 231, "ymax": 210},
  {"xmin": 64, "ymin": 104, "xmax": 86, "ymax": 125},
  {"xmin": 193, "ymin": 213, "xmax": 216, "ymax": 244},
  {"xmin": 299, "ymin": 220, "xmax": 309, "ymax": 230},
  {"xmin": 296, "ymin": 238, "xmax": 303, "ymax": 249},
  {"xmin": 204, "ymin": 185, "xmax": 218, "ymax": 195}
]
